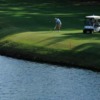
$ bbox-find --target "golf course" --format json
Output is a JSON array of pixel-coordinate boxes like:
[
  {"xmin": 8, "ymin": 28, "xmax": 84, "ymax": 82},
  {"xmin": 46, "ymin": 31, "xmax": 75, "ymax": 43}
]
[{"xmin": 0, "ymin": 1, "xmax": 100, "ymax": 71}]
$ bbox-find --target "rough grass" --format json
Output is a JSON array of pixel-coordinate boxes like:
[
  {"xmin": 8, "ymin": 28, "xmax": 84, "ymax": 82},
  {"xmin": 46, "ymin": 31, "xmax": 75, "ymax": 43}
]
[{"xmin": 0, "ymin": 3, "xmax": 100, "ymax": 71}]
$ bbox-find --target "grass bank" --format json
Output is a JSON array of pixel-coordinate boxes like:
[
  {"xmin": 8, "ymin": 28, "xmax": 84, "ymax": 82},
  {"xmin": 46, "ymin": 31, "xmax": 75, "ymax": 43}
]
[{"xmin": 0, "ymin": 3, "xmax": 100, "ymax": 71}]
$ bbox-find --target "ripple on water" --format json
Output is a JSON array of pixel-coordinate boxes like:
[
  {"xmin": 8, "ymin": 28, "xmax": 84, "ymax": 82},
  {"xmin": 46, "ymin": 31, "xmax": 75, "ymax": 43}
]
[{"xmin": 0, "ymin": 55, "xmax": 100, "ymax": 100}]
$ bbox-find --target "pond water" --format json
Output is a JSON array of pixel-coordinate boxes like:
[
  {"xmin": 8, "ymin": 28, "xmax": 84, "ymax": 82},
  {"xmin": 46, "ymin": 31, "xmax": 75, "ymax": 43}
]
[{"xmin": 0, "ymin": 55, "xmax": 100, "ymax": 100}]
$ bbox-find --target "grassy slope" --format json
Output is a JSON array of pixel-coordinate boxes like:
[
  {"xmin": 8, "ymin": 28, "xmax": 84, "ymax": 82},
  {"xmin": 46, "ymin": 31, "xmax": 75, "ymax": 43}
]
[{"xmin": 0, "ymin": 3, "xmax": 100, "ymax": 70}]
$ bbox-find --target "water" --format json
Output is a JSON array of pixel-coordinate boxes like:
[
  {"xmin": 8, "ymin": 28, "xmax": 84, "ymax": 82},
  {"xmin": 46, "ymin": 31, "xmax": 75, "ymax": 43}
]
[{"xmin": 0, "ymin": 55, "xmax": 100, "ymax": 100}]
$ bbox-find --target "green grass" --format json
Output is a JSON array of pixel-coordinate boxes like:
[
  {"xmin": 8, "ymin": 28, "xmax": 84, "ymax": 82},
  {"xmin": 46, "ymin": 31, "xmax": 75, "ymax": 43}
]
[{"xmin": 0, "ymin": 3, "xmax": 100, "ymax": 71}]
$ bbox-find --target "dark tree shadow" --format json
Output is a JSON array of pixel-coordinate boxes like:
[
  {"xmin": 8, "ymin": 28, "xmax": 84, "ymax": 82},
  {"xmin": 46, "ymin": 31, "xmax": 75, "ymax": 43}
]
[
  {"xmin": 62, "ymin": 32, "xmax": 100, "ymax": 40},
  {"xmin": 71, "ymin": 43, "xmax": 100, "ymax": 65},
  {"xmin": 72, "ymin": 43, "xmax": 100, "ymax": 53}
]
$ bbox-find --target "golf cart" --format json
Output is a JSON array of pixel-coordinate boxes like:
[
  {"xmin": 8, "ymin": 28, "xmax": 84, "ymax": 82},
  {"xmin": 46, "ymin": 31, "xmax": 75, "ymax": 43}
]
[{"xmin": 83, "ymin": 15, "xmax": 100, "ymax": 34}]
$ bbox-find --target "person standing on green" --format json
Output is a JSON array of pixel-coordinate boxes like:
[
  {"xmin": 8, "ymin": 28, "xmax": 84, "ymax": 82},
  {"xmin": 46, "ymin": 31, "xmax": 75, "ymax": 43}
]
[{"xmin": 54, "ymin": 18, "xmax": 62, "ymax": 31}]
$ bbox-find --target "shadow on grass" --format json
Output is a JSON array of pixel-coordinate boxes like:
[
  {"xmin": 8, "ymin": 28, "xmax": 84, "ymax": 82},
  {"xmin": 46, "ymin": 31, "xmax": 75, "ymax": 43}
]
[
  {"xmin": 62, "ymin": 32, "xmax": 100, "ymax": 40},
  {"xmin": 0, "ymin": 26, "xmax": 28, "ymax": 39},
  {"xmin": 72, "ymin": 42, "xmax": 100, "ymax": 55},
  {"xmin": 71, "ymin": 43, "xmax": 100, "ymax": 67}
]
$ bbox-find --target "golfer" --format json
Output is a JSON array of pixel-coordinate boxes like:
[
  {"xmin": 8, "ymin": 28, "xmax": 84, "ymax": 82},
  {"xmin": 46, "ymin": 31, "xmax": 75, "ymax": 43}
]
[{"xmin": 54, "ymin": 18, "xmax": 62, "ymax": 31}]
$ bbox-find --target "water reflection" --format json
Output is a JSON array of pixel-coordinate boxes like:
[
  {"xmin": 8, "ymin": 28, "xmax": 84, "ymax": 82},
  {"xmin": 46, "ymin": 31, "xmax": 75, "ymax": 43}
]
[{"xmin": 0, "ymin": 56, "xmax": 100, "ymax": 100}]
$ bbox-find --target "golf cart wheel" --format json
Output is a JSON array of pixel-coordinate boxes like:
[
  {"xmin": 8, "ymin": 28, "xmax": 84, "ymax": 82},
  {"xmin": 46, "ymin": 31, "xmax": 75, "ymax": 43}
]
[
  {"xmin": 89, "ymin": 30, "xmax": 93, "ymax": 34},
  {"xmin": 83, "ymin": 29, "xmax": 93, "ymax": 34},
  {"xmin": 83, "ymin": 29, "xmax": 87, "ymax": 34}
]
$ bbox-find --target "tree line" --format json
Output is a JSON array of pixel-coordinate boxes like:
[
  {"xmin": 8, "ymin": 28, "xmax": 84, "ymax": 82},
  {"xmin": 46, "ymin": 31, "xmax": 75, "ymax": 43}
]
[{"xmin": 0, "ymin": 0, "xmax": 99, "ymax": 4}]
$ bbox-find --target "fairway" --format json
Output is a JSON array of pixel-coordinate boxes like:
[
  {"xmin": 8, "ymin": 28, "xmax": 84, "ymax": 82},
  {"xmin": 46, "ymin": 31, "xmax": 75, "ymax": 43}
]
[{"xmin": 0, "ymin": 2, "xmax": 100, "ymax": 70}]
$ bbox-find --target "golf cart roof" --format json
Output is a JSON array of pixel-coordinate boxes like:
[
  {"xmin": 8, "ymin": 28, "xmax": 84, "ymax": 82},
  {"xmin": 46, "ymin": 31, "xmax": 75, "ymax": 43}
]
[{"xmin": 86, "ymin": 15, "xmax": 100, "ymax": 19}]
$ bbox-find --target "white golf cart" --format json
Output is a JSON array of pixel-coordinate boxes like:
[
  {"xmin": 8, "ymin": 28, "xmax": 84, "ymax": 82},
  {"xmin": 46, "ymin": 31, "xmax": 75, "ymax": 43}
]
[{"xmin": 83, "ymin": 15, "xmax": 100, "ymax": 34}]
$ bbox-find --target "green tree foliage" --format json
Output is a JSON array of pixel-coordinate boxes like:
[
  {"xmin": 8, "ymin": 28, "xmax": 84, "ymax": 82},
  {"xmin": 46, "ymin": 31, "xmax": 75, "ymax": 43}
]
[{"xmin": 0, "ymin": 0, "xmax": 99, "ymax": 4}]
